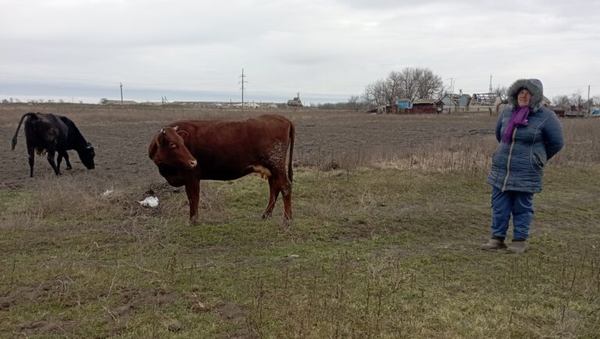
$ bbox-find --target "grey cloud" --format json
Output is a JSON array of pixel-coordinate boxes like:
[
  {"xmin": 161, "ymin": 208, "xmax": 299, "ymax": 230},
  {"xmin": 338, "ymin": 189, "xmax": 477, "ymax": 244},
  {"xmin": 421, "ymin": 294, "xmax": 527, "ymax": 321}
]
[{"xmin": 1, "ymin": 0, "xmax": 599, "ymax": 102}]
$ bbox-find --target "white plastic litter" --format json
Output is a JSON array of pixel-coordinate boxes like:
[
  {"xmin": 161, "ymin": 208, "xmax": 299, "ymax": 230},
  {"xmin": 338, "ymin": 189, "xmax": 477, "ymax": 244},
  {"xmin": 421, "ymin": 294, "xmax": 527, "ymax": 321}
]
[
  {"xmin": 139, "ymin": 196, "xmax": 159, "ymax": 208},
  {"xmin": 101, "ymin": 189, "xmax": 114, "ymax": 197}
]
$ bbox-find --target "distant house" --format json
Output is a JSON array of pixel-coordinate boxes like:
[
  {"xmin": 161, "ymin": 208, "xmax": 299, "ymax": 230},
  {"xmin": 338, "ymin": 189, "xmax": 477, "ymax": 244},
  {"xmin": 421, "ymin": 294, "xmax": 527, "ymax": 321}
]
[
  {"xmin": 411, "ymin": 99, "xmax": 444, "ymax": 114},
  {"xmin": 458, "ymin": 94, "xmax": 471, "ymax": 107},
  {"xmin": 381, "ymin": 104, "xmax": 394, "ymax": 113},
  {"xmin": 441, "ymin": 93, "xmax": 471, "ymax": 109},
  {"xmin": 472, "ymin": 93, "xmax": 497, "ymax": 106},
  {"xmin": 550, "ymin": 106, "xmax": 566, "ymax": 117},
  {"xmin": 391, "ymin": 98, "xmax": 443, "ymax": 114},
  {"xmin": 287, "ymin": 93, "xmax": 303, "ymax": 107},
  {"xmin": 396, "ymin": 98, "xmax": 412, "ymax": 110}
]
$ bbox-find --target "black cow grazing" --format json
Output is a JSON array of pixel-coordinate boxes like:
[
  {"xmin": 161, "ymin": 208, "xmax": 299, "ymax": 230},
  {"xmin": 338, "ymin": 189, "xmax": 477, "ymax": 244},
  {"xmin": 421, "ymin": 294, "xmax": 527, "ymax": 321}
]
[{"xmin": 11, "ymin": 112, "xmax": 96, "ymax": 177}]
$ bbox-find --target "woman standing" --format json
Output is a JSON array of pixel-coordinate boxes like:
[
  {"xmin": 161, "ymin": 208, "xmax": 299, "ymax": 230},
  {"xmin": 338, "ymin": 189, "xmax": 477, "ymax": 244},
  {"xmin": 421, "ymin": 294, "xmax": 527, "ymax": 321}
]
[{"xmin": 482, "ymin": 79, "xmax": 564, "ymax": 253}]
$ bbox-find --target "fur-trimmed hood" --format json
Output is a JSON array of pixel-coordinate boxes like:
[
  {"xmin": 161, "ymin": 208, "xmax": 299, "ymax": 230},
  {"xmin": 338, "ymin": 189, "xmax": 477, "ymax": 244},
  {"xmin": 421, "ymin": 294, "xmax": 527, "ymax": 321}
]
[{"xmin": 507, "ymin": 78, "xmax": 544, "ymax": 110}]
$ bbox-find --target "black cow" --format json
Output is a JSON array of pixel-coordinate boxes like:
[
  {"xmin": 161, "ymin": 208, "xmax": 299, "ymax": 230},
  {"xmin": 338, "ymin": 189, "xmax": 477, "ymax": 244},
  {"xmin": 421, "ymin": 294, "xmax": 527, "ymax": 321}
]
[{"xmin": 11, "ymin": 112, "xmax": 96, "ymax": 177}]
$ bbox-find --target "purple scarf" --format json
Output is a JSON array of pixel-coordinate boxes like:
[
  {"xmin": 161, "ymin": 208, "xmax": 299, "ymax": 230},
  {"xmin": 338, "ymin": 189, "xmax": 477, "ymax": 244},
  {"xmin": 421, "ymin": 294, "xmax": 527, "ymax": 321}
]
[{"xmin": 502, "ymin": 106, "xmax": 530, "ymax": 143}]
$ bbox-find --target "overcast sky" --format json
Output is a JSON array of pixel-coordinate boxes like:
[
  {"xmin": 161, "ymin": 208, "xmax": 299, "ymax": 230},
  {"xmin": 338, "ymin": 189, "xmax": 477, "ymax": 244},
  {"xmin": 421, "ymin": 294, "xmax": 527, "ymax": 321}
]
[{"xmin": 1, "ymin": 0, "xmax": 599, "ymax": 104}]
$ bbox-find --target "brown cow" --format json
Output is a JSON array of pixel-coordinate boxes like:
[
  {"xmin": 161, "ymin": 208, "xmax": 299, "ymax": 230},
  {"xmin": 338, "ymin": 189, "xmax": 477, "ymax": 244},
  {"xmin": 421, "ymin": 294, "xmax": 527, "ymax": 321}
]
[{"xmin": 148, "ymin": 114, "xmax": 294, "ymax": 226}]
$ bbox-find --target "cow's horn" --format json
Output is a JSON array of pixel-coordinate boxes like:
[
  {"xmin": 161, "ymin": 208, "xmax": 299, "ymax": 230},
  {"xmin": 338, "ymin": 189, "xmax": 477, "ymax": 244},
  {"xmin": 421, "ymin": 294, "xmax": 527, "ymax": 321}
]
[{"xmin": 173, "ymin": 126, "xmax": 179, "ymax": 131}]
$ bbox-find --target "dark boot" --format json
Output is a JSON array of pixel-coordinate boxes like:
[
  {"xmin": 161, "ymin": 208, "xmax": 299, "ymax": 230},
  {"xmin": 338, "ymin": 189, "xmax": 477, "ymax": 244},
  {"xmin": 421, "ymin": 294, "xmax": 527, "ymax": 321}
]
[
  {"xmin": 507, "ymin": 240, "xmax": 528, "ymax": 254},
  {"xmin": 481, "ymin": 238, "xmax": 507, "ymax": 250}
]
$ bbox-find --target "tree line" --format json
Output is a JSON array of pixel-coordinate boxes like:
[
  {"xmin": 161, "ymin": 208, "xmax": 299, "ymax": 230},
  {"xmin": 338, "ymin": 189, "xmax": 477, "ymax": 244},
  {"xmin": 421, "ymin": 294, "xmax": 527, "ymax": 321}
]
[
  {"xmin": 323, "ymin": 67, "xmax": 600, "ymax": 111},
  {"xmin": 362, "ymin": 67, "xmax": 443, "ymax": 108}
]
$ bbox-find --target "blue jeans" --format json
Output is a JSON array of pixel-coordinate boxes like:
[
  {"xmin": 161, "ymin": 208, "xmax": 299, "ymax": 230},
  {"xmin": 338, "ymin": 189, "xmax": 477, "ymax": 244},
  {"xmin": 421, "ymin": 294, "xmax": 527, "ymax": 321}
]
[{"xmin": 490, "ymin": 186, "xmax": 534, "ymax": 241}]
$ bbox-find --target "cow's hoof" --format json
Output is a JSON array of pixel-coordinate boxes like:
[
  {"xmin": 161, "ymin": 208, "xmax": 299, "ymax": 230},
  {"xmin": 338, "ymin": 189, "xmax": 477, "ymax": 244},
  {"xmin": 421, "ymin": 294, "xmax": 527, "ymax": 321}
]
[
  {"xmin": 281, "ymin": 218, "xmax": 292, "ymax": 229},
  {"xmin": 262, "ymin": 212, "xmax": 272, "ymax": 220}
]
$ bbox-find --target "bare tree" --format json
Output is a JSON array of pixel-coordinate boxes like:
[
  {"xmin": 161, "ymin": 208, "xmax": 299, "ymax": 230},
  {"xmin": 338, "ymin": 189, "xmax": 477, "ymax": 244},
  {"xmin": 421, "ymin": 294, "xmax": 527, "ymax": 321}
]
[
  {"xmin": 387, "ymin": 71, "xmax": 404, "ymax": 100},
  {"xmin": 570, "ymin": 92, "xmax": 583, "ymax": 109},
  {"xmin": 552, "ymin": 95, "xmax": 570, "ymax": 107},
  {"xmin": 363, "ymin": 80, "xmax": 388, "ymax": 107},
  {"xmin": 493, "ymin": 86, "xmax": 508, "ymax": 101},
  {"xmin": 363, "ymin": 67, "xmax": 443, "ymax": 108},
  {"xmin": 417, "ymin": 69, "xmax": 443, "ymax": 99},
  {"xmin": 347, "ymin": 95, "xmax": 362, "ymax": 111}
]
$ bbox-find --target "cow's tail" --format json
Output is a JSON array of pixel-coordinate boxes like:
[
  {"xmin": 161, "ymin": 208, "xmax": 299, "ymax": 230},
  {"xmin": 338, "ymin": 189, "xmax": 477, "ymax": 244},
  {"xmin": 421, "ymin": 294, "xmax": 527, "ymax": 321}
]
[
  {"xmin": 287, "ymin": 121, "xmax": 295, "ymax": 182},
  {"xmin": 11, "ymin": 112, "xmax": 35, "ymax": 150}
]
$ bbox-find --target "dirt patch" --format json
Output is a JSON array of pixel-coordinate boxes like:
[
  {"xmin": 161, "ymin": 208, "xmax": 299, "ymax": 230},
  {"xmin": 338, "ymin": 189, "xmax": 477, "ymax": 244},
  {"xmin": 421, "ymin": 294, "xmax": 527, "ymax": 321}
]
[
  {"xmin": 96, "ymin": 287, "xmax": 180, "ymax": 336},
  {"xmin": 0, "ymin": 104, "xmax": 497, "ymax": 191},
  {"xmin": 215, "ymin": 302, "xmax": 248, "ymax": 323},
  {"xmin": 4, "ymin": 282, "xmax": 71, "ymax": 307},
  {"xmin": 0, "ymin": 296, "xmax": 14, "ymax": 310},
  {"xmin": 111, "ymin": 287, "xmax": 178, "ymax": 311},
  {"xmin": 214, "ymin": 302, "xmax": 257, "ymax": 339},
  {"xmin": 18, "ymin": 320, "xmax": 76, "ymax": 336}
]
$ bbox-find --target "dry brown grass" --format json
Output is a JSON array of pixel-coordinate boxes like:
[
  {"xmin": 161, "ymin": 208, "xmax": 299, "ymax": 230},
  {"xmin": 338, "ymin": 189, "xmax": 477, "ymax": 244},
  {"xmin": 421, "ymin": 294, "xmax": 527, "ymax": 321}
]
[{"xmin": 3, "ymin": 103, "xmax": 599, "ymax": 176}]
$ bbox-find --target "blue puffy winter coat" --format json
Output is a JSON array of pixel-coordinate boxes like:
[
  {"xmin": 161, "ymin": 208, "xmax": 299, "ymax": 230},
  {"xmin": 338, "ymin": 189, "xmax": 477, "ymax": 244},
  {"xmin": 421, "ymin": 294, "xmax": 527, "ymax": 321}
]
[{"xmin": 487, "ymin": 79, "xmax": 564, "ymax": 193}]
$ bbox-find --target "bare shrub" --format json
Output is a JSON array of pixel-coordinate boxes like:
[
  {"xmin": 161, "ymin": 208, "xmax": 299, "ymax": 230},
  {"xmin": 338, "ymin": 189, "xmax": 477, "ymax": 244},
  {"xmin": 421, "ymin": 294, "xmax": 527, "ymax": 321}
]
[
  {"xmin": 26, "ymin": 176, "xmax": 122, "ymax": 221},
  {"xmin": 555, "ymin": 118, "xmax": 600, "ymax": 166},
  {"xmin": 372, "ymin": 137, "xmax": 493, "ymax": 173}
]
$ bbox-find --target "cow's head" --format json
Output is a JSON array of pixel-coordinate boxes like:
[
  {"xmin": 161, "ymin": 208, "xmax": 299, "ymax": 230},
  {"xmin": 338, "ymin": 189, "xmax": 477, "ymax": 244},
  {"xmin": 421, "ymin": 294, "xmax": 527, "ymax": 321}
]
[
  {"xmin": 149, "ymin": 126, "xmax": 197, "ymax": 171},
  {"xmin": 78, "ymin": 142, "xmax": 96, "ymax": 169}
]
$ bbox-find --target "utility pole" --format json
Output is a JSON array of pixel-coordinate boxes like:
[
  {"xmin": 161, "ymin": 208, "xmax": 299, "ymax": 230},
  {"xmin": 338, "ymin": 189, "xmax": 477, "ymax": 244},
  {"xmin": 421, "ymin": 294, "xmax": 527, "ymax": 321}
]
[
  {"xmin": 588, "ymin": 84, "xmax": 591, "ymax": 116},
  {"xmin": 120, "ymin": 82, "xmax": 123, "ymax": 104},
  {"xmin": 489, "ymin": 74, "xmax": 493, "ymax": 93},
  {"xmin": 239, "ymin": 68, "xmax": 248, "ymax": 109},
  {"xmin": 447, "ymin": 78, "xmax": 454, "ymax": 95}
]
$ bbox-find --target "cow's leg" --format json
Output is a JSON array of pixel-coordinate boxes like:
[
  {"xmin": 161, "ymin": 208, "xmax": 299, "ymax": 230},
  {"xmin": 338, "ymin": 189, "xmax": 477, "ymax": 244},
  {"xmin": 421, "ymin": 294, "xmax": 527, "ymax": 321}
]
[
  {"xmin": 185, "ymin": 179, "xmax": 200, "ymax": 225},
  {"xmin": 46, "ymin": 150, "xmax": 60, "ymax": 175},
  {"xmin": 58, "ymin": 151, "xmax": 72, "ymax": 170},
  {"xmin": 262, "ymin": 176, "xmax": 280, "ymax": 219},
  {"xmin": 281, "ymin": 178, "xmax": 293, "ymax": 226},
  {"xmin": 64, "ymin": 152, "xmax": 72, "ymax": 170},
  {"xmin": 27, "ymin": 146, "xmax": 35, "ymax": 177}
]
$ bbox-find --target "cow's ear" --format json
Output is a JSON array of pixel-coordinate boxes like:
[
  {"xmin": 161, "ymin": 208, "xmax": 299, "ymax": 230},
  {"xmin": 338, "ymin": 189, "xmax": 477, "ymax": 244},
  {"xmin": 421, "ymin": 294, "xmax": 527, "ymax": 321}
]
[
  {"xmin": 176, "ymin": 129, "xmax": 189, "ymax": 139},
  {"xmin": 148, "ymin": 136, "xmax": 159, "ymax": 159}
]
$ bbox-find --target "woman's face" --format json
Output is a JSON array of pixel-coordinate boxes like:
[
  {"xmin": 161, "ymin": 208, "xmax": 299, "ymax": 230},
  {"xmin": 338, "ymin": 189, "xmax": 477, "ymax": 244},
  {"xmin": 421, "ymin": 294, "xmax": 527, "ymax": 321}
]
[{"xmin": 517, "ymin": 88, "xmax": 532, "ymax": 107}]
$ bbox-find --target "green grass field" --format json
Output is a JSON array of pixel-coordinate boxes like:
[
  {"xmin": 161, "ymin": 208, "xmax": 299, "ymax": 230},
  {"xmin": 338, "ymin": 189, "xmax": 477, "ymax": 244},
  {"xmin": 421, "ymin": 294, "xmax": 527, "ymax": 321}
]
[
  {"xmin": 1, "ymin": 105, "xmax": 599, "ymax": 337},
  {"xmin": 2, "ymin": 164, "xmax": 599, "ymax": 338}
]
